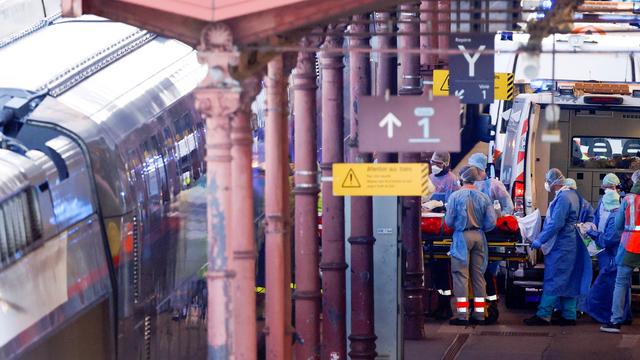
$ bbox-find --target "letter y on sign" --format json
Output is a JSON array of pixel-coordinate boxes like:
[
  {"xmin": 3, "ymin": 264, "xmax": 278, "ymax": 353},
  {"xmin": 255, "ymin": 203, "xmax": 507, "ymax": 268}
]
[{"xmin": 458, "ymin": 45, "xmax": 486, "ymax": 78}]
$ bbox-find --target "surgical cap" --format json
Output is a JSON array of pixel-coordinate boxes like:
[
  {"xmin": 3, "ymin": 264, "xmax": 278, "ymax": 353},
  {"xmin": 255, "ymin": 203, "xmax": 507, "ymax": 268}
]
[
  {"xmin": 545, "ymin": 168, "xmax": 565, "ymax": 187},
  {"xmin": 633, "ymin": 170, "xmax": 640, "ymax": 184},
  {"xmin": 468, "ymin": 153, "xmax": 488, "ymax": 171},
  {"xmin": 459, "ymin": 165, "xmax": 479, "ymax": 184},
  {"xmin": 564, "ymin": 178, "xmax": 577, "ymax": 189},
  {"xmin": 602, "ymin": 173, "xmax": 620, "ymax": 187},
  {"xmin": 431, "ymin": 152, "xmax": 451, "ymax": 165},
  {"xmin": 602, "ymin": 190, "xmax": 621, "ymax": 211}
]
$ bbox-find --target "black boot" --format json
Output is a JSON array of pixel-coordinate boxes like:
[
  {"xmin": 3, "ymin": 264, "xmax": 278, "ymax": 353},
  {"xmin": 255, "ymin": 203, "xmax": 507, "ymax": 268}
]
[
  {"xmin": 484, "ymin": 300, "xmax": 499, "ymax": 325},
  {"xmin": 524, "ymin": 315, "xmax": 550, "ymax": 326}
]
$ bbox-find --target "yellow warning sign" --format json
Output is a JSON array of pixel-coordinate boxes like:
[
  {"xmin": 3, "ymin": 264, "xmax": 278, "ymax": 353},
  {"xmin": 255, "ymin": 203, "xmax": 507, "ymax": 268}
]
[
  {"xmin": 433, "ymin": 70, "xmax": 515, "ymax": 100},
  {"xmin": 494, "ymin": 72, "xmax": 515, "ymax": 100},
  {"xmin": 333, "ymin": 163, "xmax": 429, "ymax": 196},
  {"xmin": 433, "ymin": 69, "xmax": 449, "ymax": 96}
]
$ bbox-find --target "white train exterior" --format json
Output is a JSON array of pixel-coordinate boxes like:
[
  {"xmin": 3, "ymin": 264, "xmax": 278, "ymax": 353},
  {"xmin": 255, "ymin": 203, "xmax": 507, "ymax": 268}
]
[{"xmin": 0, "ymin": 15, "xmax": 209, "ymax": 359}]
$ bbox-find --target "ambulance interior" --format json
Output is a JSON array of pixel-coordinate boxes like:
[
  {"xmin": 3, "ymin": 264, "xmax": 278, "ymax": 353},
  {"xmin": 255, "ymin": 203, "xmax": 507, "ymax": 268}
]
[{"xmin": 525, "ymin": 101, "xmax": 640, "ymax": 215}]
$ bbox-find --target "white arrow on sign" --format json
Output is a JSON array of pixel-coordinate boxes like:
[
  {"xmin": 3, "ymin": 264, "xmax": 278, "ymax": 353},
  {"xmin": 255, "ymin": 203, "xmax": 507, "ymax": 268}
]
[{"xmin": 379, "ymin": 112, "xmax": 402, "ymax": 138}]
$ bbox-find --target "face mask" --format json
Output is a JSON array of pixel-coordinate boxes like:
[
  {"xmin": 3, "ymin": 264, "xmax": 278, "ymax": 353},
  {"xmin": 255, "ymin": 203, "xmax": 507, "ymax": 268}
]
[
  {"xmin": 544, "ymin": 182, "xmax": 551, "ymax": 192},
  {"xmin": 432, "ymin": 165, "xmax": 443, "ymax": 175},
  {"xmin": 604, "ymin": 188, "xmax": 616, "ymax": 195}
]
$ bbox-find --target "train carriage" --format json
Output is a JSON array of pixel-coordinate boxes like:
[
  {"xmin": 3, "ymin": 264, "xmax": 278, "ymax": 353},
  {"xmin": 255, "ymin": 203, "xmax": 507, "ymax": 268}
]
[{"xmin": 0, "ymin": 15, "xmax": 209, "ymax": 359}]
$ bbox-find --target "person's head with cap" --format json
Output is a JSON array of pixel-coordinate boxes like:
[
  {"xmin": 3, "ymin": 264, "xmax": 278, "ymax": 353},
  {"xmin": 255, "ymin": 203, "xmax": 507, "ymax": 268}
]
[
  {"xmin": 544, "ymin": 168, "xmax": 565, "ymax": 193},
  {"xmin": 459, "ymin": 165, "xmax": 480, "ymax": 185},
  {"xmin": 601, "ymin": 173, "xmax": 620, "ymax": 190},
  {"xmin": 430, "ymin": 152, "xmax": 450, "ymax": 175},
  {"xmin": 468, "ymin": 153, "xmax": 488, "ymax": 179},
  {"xmin": 564, "ymin": 178, "xmax": 577, "ymax": 190},
  {"xmin": 602, "ymin": 189, "xmax": 621, "ymax": 211}
]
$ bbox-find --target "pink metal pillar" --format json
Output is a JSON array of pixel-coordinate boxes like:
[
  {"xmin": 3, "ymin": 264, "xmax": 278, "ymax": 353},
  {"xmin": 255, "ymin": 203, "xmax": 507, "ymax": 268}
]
[
  {"xmin": 347, "ymin": 14, "xmax": 377, "ymax": 360},
  {"xmin": 398, "ymin": 3, "xmax": 425, "ymax": 341},
  {"xmin": 320, "ymin": 25, "xmax": 347, "ymax": 360},
  {"xmin": 437, "ymin": 0, "xmax": 451, "ymax": 66},
  {"xmin": 373, "ymin": 11, "xmax": 397, "ymax": 164},
  {"xmin": 420, "ymin": 0, "xmax": 439, "ymax": 77},
  {"xmin": 293, "ymin": 37, "xmax": 322, "ymax": 360},
  {"xmin": 194, "ymin": 24, "xmax": 240, "ymax": 359},
  {"xmin": 231, "ymin": 77, "xmax": 261, "ymax": 360},
  {"xmin": 265, "ymin": 55, "xmax": 293, "ymax": 360}
]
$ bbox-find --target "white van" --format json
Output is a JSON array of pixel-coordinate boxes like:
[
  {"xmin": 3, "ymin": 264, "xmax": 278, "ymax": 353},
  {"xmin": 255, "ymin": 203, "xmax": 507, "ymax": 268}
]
[
  {"xmin": 500, "ymin": 83, "xmax": 640, "ymax": 217},
  {"xmin": 487, "ymin": 83, "xmax": 640, "ymax": 307},
  {"xmin": 491, "ymin": 31, "xmax": 640, "ymax": 159}
]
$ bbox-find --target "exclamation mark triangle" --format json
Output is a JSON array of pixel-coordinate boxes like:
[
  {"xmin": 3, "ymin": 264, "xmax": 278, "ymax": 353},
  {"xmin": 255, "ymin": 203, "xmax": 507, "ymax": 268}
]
[{"xmin": 342, "ymin": 168, "xmax": 362, "ymax": 188}]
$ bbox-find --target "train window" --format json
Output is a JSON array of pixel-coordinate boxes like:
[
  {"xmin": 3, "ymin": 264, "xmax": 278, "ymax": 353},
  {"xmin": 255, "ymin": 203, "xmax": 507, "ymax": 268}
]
[
  {"xmin": 174, "ymin": 114, "xmax": 194, "ymax": 188},
  {"xmin": 151, "ymin": 135, "xmax": 169, "ymax": 203},
  {"xmin": 0, "ymin": 207, "xmax": 7, "ymax": 263},
  {"xmin": 0, "ymin": 188, "xmax": 43, "ymax": 267},
  {"xmin": 141, "ymin": 141, "xmax": 160, "ymax": 197}
]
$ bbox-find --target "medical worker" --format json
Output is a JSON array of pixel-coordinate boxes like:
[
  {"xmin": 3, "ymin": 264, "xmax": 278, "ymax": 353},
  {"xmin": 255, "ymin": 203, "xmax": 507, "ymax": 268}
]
[
  {"xmin": 594, "ymin": 173, "xmax": 621, "ymax": 234},
  {"xmin": 445, "ymin": 165, "xmax": 497, "ymax": 326},
  {"xmin": 564, "ymin": 178, "xmax": 595, "ymax": 223},
  {"xmin": 468, "ymin": 152, "xmax": 514, "ymax": 215},
  {"xmin": 468, "ymin": 152, "xmax": 513, "ymax": 319},
  {"xmin": 427, "ymin": 152, "xmax": 460, "ymax": 319},
  {"xmin": 587, "ymin": 189, "xmax": 631, "ymax": 325},
  {"xmin": 600, "ymin": 170, "xmax": 640, "ymax": 333},
  {"xmin": 524, "ymin": 169, "xmax": 592, "ymax": 326},
  {"xmin": 428, "ymin": 152, "xmax": 460, "ymax": 203}
]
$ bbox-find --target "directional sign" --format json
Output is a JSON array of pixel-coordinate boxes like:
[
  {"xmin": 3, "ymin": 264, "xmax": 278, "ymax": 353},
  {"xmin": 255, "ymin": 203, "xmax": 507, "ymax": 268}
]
[
  {"xmin": 449, "ymin": 33, "xmax": 494, "ymax": 104},
  {"xmin": 333, "ymin": 163, "xmax": 429, "ymax": 196},
  {"xmin": 358, "ymin": 96, "xmax": 461, "ymax": 153}
]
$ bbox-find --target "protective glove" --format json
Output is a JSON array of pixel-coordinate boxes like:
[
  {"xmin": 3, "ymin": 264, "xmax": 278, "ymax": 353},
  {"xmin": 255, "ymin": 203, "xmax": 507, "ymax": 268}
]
[
  {"xmin": 531, "ymin": 240, "xmax": 541, "ymax": 250},
  {"xmin": 586, "ymin": 229, "xmax": 600, "ymax": 241}
]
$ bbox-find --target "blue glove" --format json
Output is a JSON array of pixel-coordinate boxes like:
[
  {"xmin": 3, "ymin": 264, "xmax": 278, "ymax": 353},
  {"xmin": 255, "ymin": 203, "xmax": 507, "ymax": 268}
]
[
  {"xmin": 531, "ymin": 240, "xmax": 541, "ymax": 250},
  {"xmin": 586, "ymin": 229, "xmax": 600, "ymax": 241}
]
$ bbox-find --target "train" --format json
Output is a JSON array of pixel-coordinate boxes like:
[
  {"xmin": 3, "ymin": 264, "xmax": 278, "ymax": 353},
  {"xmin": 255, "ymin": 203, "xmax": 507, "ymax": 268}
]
[{"xmin": 0, "ymin": 15, "xmax": 210, "ymax": 359}]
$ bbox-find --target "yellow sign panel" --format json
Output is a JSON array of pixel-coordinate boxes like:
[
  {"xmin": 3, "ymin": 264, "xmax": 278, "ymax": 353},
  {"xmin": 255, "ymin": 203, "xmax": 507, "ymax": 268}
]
[
  {"xmin": 494, "ymin": 72, "xmax": 515, "ymax": 100},
  {"xmin": 432, "ymin": 70, "xmax": 514, "ymax": 100},
  {"xmin": 333, "ymin": 163, "xmax": 429, "ymax": 196},
  {"xmin": 433, "ymin": 69, "xmax": 449, "ymax": 96}
]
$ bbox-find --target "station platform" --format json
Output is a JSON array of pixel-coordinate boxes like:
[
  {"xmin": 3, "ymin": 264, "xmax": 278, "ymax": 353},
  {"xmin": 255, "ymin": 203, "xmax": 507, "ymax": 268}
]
[{"xmin": 406, "ymin": 303, "xmax": 640, "ymax": 360}]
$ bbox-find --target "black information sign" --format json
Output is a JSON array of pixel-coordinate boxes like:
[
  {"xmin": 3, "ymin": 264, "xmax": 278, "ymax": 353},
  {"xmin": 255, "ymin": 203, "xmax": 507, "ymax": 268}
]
[{"xmin": 449, "ymin": 33, "xmax": 495, "ymax": 104}]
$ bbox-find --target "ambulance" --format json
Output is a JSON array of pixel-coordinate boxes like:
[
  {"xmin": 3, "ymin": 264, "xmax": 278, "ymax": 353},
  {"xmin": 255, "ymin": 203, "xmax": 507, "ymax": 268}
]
[
  {"xmin": 491, "ymin": 29, "xmax": 640, "ymax": 159},
  {"xmin": 493, "ymin": 82, "xmax": 640, "ymax": 307}
]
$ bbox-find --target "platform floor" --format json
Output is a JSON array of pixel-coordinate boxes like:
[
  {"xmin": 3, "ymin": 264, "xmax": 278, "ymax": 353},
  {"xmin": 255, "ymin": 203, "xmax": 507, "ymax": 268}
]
[{"xmin": 405, "ymin": 304, "xmax": 640, "ymax": 360}]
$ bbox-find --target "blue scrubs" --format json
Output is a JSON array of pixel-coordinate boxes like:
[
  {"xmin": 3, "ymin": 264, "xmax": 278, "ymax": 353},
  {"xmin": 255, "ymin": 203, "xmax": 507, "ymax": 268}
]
[
  {"xmin": 533, "ymin": 189, "xmax": 592, "ymax": 320},
  {"xmin": 586, "ymin": 208, "xmax": 632, "ymax": 323}
]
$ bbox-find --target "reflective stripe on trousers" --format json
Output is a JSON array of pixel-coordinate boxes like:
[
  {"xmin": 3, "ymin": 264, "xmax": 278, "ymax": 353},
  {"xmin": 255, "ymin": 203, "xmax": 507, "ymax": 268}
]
[
  {"xmin": 456, "ymin": 297, "xmax": 468, "ymax": 313},
  {"xmin": 474, "ymin": 297, "xmax": 485, "ymax": 313}
]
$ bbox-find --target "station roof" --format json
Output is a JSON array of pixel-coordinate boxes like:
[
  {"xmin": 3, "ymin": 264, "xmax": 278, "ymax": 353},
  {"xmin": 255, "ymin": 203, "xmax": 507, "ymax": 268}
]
[{"xmin": 71, "ymin": 0, "xmax": 407, "ymax": 47}]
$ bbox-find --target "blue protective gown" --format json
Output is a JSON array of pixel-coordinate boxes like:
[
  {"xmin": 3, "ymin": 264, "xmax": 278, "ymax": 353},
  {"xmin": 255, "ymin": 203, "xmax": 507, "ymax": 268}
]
[
  {"xmin": 586, "ymin": 208, "xmax": 632, "ymax": 323},
  {"xmin": 534, "ymin": 189, "xmax": 592, "ymax": 297},
  {"xmin": 429, "ymin": 170, "xmax": 460, "ymax": 203},
  {"xmin": 475, "ymin": 177, "xmax": 514, "ymax": 215},
  {"xmin": 445, "ymin": 188, "xmax": 497, "ymax": 270},
  {"xmin": 578, "ymin": 196, "xmax": 595, "ymax": 224}
]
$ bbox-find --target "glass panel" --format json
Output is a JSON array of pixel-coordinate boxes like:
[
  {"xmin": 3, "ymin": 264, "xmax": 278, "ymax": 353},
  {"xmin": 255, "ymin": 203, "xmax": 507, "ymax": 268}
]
[
  {"xmin": 0, "ymin": 206, "xmax": 7, "ymax": 263},
  {"xmin": 571, "ymin": 136, "xmax": 640, "ymax": 169}
]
